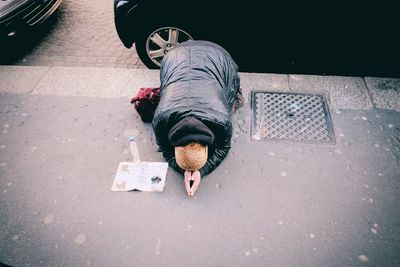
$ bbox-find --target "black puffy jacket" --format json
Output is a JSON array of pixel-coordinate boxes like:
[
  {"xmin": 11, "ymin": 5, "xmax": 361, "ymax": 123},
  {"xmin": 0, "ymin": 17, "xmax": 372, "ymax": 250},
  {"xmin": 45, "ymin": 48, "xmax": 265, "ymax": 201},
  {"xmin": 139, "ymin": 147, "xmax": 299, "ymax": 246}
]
[{"xmin": 152, "ymin": 40, "xmax": 240, "ymax": 176}]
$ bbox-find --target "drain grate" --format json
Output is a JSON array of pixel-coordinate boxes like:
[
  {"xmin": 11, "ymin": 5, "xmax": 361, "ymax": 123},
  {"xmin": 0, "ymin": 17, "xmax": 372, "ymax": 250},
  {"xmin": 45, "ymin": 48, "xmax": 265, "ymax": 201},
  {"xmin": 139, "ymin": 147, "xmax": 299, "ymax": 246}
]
[{"xmin": 251, "ymin": 91, "xmax": 335, "ymax": 144}]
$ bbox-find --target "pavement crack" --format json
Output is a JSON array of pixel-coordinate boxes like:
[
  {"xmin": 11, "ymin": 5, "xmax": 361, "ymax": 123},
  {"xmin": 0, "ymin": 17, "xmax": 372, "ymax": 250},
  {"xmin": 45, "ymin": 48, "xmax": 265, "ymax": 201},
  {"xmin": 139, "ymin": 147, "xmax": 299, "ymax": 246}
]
[
  {"xmin": 27, "ymin": 66, "xmax": 52, "ymax": 95},
  {"xmin": 361, "ymin": 77, "xmax": 375, "ymax": 109}
]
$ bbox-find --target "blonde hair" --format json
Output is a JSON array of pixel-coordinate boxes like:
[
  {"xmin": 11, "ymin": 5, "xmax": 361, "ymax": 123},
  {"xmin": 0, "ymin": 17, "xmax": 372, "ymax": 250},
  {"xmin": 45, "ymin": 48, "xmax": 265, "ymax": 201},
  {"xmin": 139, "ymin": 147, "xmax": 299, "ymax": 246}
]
[{"xmin": 175, "ymin": 142, "xmax": 208, "ymax": 171}]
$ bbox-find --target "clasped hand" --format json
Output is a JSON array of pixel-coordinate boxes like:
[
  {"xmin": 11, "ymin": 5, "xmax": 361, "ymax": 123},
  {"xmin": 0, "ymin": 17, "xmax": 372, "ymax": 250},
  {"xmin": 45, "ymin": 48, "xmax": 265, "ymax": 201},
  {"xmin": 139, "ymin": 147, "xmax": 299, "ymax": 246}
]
[{"xmin": 184, "ymin": 170, "xmax": 201, "ymax": 197}]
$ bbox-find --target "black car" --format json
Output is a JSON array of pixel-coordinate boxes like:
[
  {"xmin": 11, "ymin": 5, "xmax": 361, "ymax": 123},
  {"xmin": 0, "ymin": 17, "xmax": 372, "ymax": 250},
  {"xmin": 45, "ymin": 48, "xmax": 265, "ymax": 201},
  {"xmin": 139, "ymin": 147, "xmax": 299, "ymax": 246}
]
[
  {"xmin": 0, "ymin": 0, "xmax": 62, "ymax": 38},
  {"xmin": 114, "ymin": 0, "xmax": 399, "ymax": 77}
]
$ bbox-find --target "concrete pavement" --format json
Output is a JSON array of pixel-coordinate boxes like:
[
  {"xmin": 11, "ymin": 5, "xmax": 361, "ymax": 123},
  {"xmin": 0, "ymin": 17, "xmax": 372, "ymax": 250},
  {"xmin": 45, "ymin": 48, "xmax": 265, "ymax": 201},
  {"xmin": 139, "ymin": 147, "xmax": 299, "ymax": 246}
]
[{"xmin": 1, "ymin": 66, "xmax": 400, "ymax": 266}]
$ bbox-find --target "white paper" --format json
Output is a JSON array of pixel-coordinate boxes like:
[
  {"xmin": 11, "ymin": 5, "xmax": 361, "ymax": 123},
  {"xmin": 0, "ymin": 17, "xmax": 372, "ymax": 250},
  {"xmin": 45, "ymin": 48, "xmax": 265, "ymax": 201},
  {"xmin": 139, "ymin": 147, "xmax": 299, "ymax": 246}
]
[{"xmin": 111, "ymin": 162, "xmax": 168, "ymax": 192}]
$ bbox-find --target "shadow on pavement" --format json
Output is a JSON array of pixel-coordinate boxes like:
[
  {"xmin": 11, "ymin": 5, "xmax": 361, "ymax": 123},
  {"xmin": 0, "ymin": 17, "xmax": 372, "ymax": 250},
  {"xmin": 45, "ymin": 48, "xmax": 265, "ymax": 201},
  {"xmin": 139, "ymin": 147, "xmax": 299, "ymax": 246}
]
[
  {"xmin": 0, "ymin": 10, "xmax": 61, "ymax": 65},
  {"xmin": 235, "ymin": 49, "xmax": 400, "ymax": 78}
]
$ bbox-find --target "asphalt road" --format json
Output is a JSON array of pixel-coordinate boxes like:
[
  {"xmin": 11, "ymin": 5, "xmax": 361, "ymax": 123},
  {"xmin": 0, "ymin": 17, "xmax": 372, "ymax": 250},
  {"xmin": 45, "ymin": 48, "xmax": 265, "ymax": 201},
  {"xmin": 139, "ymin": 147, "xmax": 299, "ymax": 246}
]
[
  {"xmin": 0, "ymin": 0, "xmax": 146, "ymax": 69},
  {"xmin": 0, "ymin": 67, "xmax": 400, "ymax": 266}
]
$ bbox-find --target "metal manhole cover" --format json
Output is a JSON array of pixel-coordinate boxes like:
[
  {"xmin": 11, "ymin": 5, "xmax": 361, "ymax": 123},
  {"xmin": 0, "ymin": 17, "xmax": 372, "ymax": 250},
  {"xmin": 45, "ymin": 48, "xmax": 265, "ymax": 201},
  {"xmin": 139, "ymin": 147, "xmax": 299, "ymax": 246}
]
[{"xmin": 251, "ymin": 91, "xmax": 335, "ymax": 144}]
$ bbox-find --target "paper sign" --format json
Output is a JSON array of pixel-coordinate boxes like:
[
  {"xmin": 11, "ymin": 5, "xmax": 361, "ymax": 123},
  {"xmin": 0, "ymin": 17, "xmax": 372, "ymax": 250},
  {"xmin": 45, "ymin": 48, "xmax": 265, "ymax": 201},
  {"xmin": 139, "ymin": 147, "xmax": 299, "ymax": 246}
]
[{"xmin": 111, "ymin": 162, "xmax": 168, "ymax": 192}]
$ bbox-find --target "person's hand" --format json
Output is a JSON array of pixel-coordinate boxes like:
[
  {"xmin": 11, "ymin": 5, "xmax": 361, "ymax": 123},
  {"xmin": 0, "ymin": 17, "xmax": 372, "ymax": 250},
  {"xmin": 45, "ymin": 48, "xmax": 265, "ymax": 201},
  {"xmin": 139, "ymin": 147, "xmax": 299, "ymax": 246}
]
[
  {"xmin": 184, "ymin": 171, "xmax": 192, "ymax": 196},
  {"xmin": 184, "ymin": 170, "xmax": 201, "ymax": 197}
]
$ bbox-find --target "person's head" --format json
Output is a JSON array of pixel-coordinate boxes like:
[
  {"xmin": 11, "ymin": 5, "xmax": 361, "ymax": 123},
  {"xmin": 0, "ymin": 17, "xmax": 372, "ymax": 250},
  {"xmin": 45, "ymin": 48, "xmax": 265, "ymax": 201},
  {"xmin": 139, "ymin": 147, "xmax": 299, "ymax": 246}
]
[
  {"xmin": 168, "ymin": 117, "xmax": 214, "ymax": 172},
  {"xmin": 175, "ymin": 142, "xmax": 208, "ymax": 171}
]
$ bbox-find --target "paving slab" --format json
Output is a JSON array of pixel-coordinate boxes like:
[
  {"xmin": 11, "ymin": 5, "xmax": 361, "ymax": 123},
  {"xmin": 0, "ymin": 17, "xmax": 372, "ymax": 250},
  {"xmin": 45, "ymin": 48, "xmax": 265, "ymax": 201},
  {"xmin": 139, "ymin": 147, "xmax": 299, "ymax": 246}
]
[
  {"xmin": 364, "ymin": 77, "xmax": 400, "ymax": 112},
  {"xmin": 288, "ymin": 75, "xmax": 373, "ymax": 110},
  {"xmin": 0, "ymin": 66, "xmax": 50, "ymax": 94},
  {"xmin": 0, "ymin": 91, "xmax": 399, "ymax": 266},
  {"xmin": 4, "ymin": 66, "xmax": 398, "ymax": 114},
  {"xmin": 31, "ymin": 67, "xmax": 159, "ymax": 98},
  {"xmin": 239, "ymin": 73, "xmax": 289, "ymax": 95}
]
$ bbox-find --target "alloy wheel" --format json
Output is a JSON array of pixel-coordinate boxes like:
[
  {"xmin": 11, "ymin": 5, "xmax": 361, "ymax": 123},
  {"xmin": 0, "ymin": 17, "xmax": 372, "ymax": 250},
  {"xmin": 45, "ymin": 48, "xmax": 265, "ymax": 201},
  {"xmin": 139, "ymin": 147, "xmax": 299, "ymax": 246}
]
[{"xmin": 146, "ymin": 27, "xmax": 193, "ymax": 67}]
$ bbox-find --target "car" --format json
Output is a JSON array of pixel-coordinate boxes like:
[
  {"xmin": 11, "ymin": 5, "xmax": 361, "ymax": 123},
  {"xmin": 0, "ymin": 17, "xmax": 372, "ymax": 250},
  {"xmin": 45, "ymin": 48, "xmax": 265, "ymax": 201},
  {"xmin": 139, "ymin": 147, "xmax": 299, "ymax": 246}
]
[
  {"xmin": 114, "ymin": 0, "xmax": 399, "ymax": 78},
  {"xmin": 0, "ymin": 0, "xmax": 63, "ymax": 38}
]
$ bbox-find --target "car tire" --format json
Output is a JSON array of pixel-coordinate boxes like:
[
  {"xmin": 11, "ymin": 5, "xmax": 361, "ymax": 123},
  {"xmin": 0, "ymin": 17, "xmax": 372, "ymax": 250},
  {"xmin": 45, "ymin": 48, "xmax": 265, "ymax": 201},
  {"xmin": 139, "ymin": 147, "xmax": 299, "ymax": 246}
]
[{"xmin": 136, "ymin": 25, "xmax": 193, "ymax": 69}]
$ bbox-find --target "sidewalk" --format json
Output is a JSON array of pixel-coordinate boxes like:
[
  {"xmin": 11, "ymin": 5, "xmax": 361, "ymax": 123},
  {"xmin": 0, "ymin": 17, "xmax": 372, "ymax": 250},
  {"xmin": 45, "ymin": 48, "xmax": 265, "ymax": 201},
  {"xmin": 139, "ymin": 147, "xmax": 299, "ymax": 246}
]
[{"xmin": 1, "ymin": 66, "xmax": 399, "ymax": 266}]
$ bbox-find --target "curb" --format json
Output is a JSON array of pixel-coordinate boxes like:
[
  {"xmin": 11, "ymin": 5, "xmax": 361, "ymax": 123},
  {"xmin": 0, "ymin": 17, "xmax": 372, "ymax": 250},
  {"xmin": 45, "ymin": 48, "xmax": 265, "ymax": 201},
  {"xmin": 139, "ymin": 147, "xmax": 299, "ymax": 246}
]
[{"xmin": 1, "ymin": 65, "xmax": 399, "ymax": 112}]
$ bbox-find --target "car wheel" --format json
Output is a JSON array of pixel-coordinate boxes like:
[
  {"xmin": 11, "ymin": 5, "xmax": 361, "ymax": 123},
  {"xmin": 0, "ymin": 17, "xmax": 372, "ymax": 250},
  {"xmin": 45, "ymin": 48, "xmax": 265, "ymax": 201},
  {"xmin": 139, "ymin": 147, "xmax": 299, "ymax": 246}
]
[{"xmin": 136, "ymin": 26, "xmax": 193, "ymax": 69}]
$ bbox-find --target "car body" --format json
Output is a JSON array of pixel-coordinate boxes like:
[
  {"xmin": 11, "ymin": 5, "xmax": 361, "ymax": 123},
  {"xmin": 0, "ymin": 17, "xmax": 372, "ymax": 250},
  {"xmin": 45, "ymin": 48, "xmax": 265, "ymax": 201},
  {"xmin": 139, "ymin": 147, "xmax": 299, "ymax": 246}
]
[
  {"xmin": 0, "ymin": 0, "xmax": 63, "ymax": 38},
  {"xmin": 114, "ymin": 0, "xmax": 399, "ymax": 77}
]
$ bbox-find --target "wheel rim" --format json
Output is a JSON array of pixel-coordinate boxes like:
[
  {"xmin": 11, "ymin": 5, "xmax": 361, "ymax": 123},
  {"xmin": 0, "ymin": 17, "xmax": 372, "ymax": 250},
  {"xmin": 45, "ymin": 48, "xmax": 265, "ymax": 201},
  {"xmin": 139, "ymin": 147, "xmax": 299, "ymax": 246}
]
[{"xmin": 145, "ymin": 27, "xmax": 193, "ymax": 67}]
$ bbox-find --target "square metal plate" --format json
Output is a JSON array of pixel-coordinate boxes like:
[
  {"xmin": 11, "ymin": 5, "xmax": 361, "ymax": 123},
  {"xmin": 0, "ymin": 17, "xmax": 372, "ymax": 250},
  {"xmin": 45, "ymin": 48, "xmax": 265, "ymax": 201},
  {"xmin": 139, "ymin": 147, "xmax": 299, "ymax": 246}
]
[{"xmin": 251, "ymin": 91, "xmax": 335, "ymax": 144}]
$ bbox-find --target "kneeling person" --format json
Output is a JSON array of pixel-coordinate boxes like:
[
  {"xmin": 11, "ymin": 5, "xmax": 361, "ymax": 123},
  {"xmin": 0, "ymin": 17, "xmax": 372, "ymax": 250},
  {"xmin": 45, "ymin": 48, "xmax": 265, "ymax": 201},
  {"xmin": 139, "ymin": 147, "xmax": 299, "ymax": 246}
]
[{"xmin": 152, "ymin": 40, "xmax": 242, "ymax": 196}]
